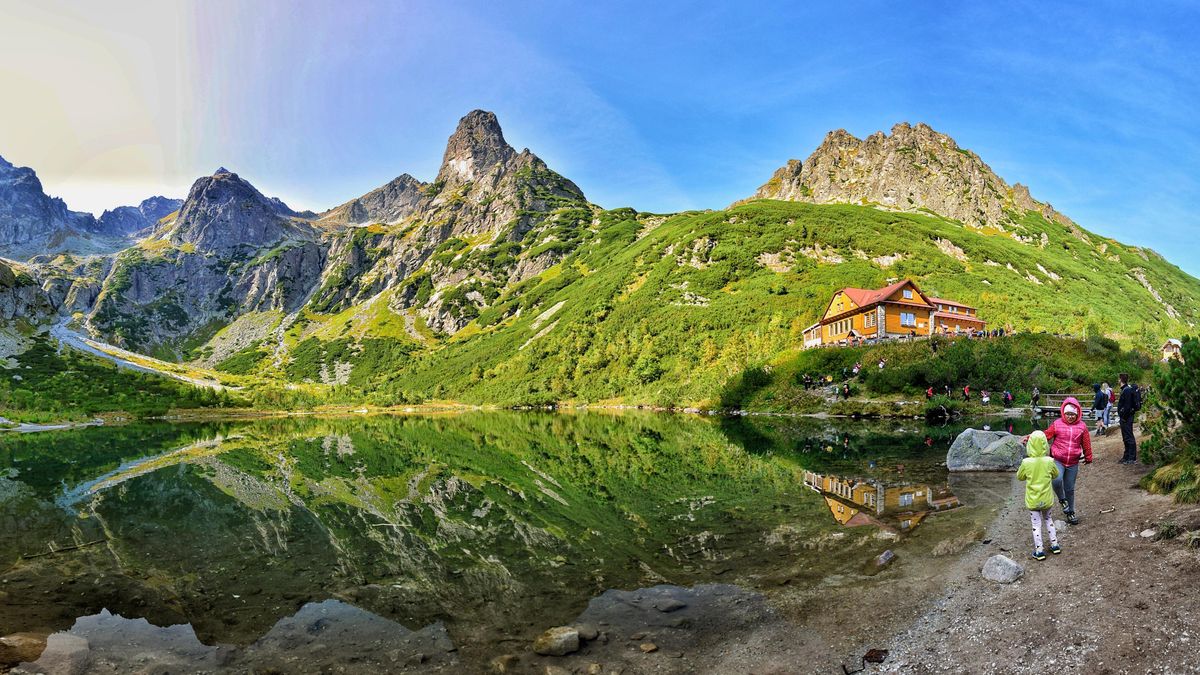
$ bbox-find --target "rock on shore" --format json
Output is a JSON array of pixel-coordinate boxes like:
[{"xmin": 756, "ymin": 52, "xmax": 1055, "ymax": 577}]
[{"xmin": 947, "ymin": 429, "xmax": 1025, "ymax": 472}]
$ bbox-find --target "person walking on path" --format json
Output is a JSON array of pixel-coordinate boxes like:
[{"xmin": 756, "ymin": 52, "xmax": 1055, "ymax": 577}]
[
  {"xmin": 1041, "ymin": 397, "xmax": 1093, "ymax": 524},
  {"xmin": 1031, "ymin": 386, "xmax": 1041, "ymax": 410},
  {"xmin": 1017, "ymin": 431, "xmax": 1061, "ymax": 560},
  {"xmin": 1117, "ymin": 373, "xmax": 1140, "ymax": 463},
  {"xmin": 1092, "ymin": 383, "xmax": 1110, "ymax": 436},
  {"xmin": 962, "ymin": 385, "xmax": 971, "ymax": 401}
]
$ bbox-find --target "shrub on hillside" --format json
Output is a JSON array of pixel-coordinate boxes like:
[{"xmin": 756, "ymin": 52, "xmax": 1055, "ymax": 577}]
[{"xmin": 1142, "ymin": 336, "xmax": 1200, "ymax": 502}]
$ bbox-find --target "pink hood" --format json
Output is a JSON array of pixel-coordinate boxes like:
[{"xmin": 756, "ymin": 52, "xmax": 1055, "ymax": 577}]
[{"xmin": 1060, "ymin": 396, "xmax": 1082, "ymax": 418}]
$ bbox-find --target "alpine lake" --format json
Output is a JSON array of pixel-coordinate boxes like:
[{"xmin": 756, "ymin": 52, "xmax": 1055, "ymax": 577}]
[{"xmin": 0, "ymin": 411, "xmax": 1038, "ymax": 673}]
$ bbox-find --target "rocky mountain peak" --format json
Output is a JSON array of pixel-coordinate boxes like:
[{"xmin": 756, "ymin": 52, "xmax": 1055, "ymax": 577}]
[
  {"xmin": 96, "ymin": 195, "xmax": 184, "ymax": 237},
  {"xmin": 0, "ymin": 153, "xmax": 98, "ymax": 250},
  {"xmin": 437, "ymin": 109, "xmax": 516, "ymax": 185},
  {"xmin": 171, "ymin": 170, "xmax": 310, "ymax": 254},
  {"xmin": 747, "ymin": 122, "xmax": 1075, "ymax": 232},
  {"xmin": 214, "ymin": 167, "xmax": 232, "ymax": 176}
]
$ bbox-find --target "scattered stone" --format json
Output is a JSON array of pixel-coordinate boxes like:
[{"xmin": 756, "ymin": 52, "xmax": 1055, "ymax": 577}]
[
  {"xmin": 875, "ymin": 550, "xmax": 896, "ymax": 568},
  {"xmin": 864, "ymin": 648, "xmax": 889, "ymax": 663},
  {"xmin": 0, "ymin": 633, "xmax": 47, "ymax": 667},
  {"xmin": 533, "ymin": 627, "xmax": 580, "ymax": 657},
  {"xmin": 947, "ymin": 429, "xmax": 1025, "ymax": 471},
  {"xmin": 654, "ymin": 599, "xmax": 687, "ymax": 613},
  {"xmin": 982, "ymin": 554, "xmax": 1025, "ymax": 584},
  {"xmin": 1140, "ymin": 529, "xmax": 1156, "ymax": 538},
  {"xmin": 576, "ymin": 624, "xmax": 600, "ymax": 641},
  {"xmin": 639, "ymin": 642, "xmax": 658, "ymax": 653},
  {"xmin": 489, "ymin": 654, "xmax": 519, "ymax": 673},
  {"xmin": 16, "ymin": 633, "xmax": 89, "ymax": 674},
  {"xmin": 629, "ymin": 632, "xmax": 646, "ymax": 641},
  {"xmin": 1054, "ymin": 520, "xmax": 1067, "ymax": 531},
  {"xmin": 544, "ymin": 666, "xmax": 571, "ymax": 675},
  {"xmin": 587, "ymin": 663, "xmax": 603, "ymax": 674}
]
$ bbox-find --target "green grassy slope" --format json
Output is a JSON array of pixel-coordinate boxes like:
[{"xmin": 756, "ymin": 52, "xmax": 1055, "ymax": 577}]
[
  {"xmin": 0, "ymin": 337, "xmax": 245, "ymax": 423},
  {"xmin": 272, "ymin": 200, "xmax": 1195, "ymax": 406}
]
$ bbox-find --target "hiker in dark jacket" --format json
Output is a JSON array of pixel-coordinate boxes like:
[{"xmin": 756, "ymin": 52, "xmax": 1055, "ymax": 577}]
[
  {"xmin": 1092, "ymin": 383, "xmax": 1109, "ymax": 436},
  {"xmin": 1117, "ymin": 373, "xmax": 1139, "ymax": 463}
]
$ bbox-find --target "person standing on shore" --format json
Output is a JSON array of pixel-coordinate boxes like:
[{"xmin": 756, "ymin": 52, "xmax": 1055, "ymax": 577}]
[
  {"xmin": 1043, "ymin": 397, "xmax": 1093, "ymax": 524},
  {"xmin": 1017, "ymin": 431, "xmax": 1061, "ymax": 560},
  {"xmin": 1117, "ymin": 373, "xmax": 1140, "ymax": 464}
]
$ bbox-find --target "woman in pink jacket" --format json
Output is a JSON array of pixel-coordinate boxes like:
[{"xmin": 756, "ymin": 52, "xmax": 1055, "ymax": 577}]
[{"xmin": 1043, "ymin": 397, "xmax": 1093, "ymax": 524}]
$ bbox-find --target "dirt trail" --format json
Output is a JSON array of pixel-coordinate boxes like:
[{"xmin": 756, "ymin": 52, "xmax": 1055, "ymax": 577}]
[
  {"xmin": 867, "ymin": 430, "xmax": 1200, "ymax": 674},
  {"xmin": 49, "ymin": 319, "xmax": 232, "ymax": 391}
]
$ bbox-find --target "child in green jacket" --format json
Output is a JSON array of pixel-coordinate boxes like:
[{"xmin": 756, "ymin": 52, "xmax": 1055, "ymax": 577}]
[{"xmin": 1017, "ymin": 431, "xmax": 1061, "ymax": 560}]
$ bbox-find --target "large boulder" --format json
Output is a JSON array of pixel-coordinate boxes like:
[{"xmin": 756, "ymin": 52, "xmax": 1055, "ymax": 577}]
[
  {"xmin": 982, "ymin": 554, "xmax": 1025, "ymax": 583},
  {"xmin": 947, "ymin": 429, "xmax": 1026, "ymax": 472}
]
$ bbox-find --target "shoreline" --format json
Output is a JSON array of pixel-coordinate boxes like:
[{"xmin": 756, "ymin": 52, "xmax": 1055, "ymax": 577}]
[
  {"xmin": 0, "ymin": 399, "xmax": 1028, "ymax": 434},
  {"xmin": 865, "ymin": 428, "xmax": 1198, "ymax": 673}
]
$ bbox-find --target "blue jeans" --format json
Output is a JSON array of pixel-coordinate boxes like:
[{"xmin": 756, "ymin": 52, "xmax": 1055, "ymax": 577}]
[
  {"xmin": 1100, "ymin": 403, "xmax": 1112, "ymax": 427},
  {"xmin": 1052, "ymin": 461, "xmax": 1078, "ymax": 513}
]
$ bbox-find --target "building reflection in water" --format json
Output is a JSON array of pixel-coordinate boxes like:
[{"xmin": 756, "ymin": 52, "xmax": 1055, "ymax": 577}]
[{"xmin": 802, "ymin": 470, "xmax": 961, "ymax": 533}]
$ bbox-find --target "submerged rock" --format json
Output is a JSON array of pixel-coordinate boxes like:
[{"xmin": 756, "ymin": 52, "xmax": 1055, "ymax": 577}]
[
  {"xmin": 533, "ymin": 626, "xmax": 581, "ymax": 656},
  {"xmin": 947, "ymin": 429, "xmax": 1026, "ymax": 471},
  {"xmin": 982, "ymin": 554, "xmax": 1025, "ymax": 583}
]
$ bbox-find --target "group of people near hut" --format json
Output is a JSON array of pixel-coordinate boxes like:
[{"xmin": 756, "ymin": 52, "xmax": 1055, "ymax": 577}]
[{"xmin": 1016, "ymin": 373, "xmax": 1143, "ymax": 561}]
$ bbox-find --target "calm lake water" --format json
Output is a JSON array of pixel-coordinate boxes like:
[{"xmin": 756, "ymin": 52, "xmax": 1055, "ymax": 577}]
[{"xmin": 0, "ymin": 412, "xmax": 1034, "ymax": 672}]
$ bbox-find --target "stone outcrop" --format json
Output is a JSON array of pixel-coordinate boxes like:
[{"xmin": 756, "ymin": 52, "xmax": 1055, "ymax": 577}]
[
  {"xmin": 308, "ymin": 110, "xmax": 592, "ymax": 334},
  {"xmin": 86, "ymin": 169, "xmax": 325, "ymax": 352},
  {"xmin": 318, "ymin": 174, "xmax": 425, "ymax": 226},
  {"xmin": 0, "ymin": 154, "xmax": 100, "ymax": 254},
  {"xmin": 96, "ymin": 196, "xmax": 182, "ymax": 237},
  {"xmin": 946, "ymin": 429, "xmax": 1026, "ymax": 471},
  {"xmin": 84, "ymin": 110, "xmax": 592, "ymax": 351},
  {"xmin": 747, "ymin": 122, "xmax": 1078, "ymax": 231},
  {"xmin": 0, "ymin": 261, "xmax": 54, "ymax": 322},
  {"xmin": 168, "ymin": 168, "xmax": 315, "ymax": 254}
]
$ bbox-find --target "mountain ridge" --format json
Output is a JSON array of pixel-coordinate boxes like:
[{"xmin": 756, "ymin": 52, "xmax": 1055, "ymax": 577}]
[
  {"xmin": 1, "ymin": 111, "xmax": 1197, "ymax": 405},
  {"xmin": 746, "ymin": 122, "xmax": 1081, "ymax": 236}
]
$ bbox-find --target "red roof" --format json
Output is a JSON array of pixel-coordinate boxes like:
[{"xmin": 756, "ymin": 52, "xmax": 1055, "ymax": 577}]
[
  {"xmin": 928, "ymin": 297, "xmax": 977, "ymax": 310},
  {"xmin": 839, "ymin": 279, "xmax": 917, "ymax": 309}
]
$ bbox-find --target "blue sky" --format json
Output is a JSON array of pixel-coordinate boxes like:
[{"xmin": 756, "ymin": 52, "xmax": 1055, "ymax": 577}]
[{"xmin": 2, "ymin": 1, "xmax": 1198, "ymax": 274}]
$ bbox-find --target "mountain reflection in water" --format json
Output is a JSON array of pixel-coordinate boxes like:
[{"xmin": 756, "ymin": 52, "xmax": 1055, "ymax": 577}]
[{"xmin": 0, "ymin": 411, "xmax": 1024, "ymax": 671}]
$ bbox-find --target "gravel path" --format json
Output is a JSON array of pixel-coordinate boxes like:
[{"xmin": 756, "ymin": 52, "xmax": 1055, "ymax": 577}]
[{"xmin": 873, "ymin": 429, "xmax": 1200, "ymax": 674}]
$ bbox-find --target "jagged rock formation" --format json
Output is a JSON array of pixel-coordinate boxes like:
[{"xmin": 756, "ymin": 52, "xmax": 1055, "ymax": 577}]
[
  {"xmin": 0, "ymin": 260, "xmax": 54, "ymax": 323},
  {"xmin": 10, "ymin": 111, "xmax": 592, "ymax": 356},
  {"xmin": 96, "ymin": 196, "xmax": 183, "ymax": 237},
  {"xmin": 0, "ymin": 154, "xmax": 100, "ymax": 253},
  {"xmin": 167, "ymin": 168, "xmax": 316, "ymax": 254},
  {"xmin": 748, "ymin": 122, "xmax": 1077, "ymax": 231},
  {"xmin": 86, "ymin": 169, "xmax": 325, "ymax": 353},
  {"xmin": 318, "ymin": 174, "xmax": 425, "ymax": 226},
  {"xmin": 306, "ymin": 110, "xmax": 591, "ymax": 336}
]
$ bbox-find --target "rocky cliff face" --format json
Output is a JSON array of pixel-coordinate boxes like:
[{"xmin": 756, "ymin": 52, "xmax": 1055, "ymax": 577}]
[
  {"xmin": 168, "ymin": 168, "xmax": 316, "ymax": 254},
  {"xmin": 308, "ymin": 110, "xmax": 591, "ymax": 335},
  {"xmin": 318, "ymin": 174, "xmax": 425, "ymax": 226},
  {"xmin": 0, "ymin": 154, "xmax": 101, "ymax": 253},
  {"xmin": 749, "ymin": 123, "xmax": 1076, "ymax": 231},
  {"xmin": 96, "ymin": 196, "xmax": 183, "ymax": 237},
  {"xmin": 0, "ymin": 260, "xmax": 54, "ymax": 323},
  {"xmin": 87, "ymin": 169, "xmax": 325, "ymax": 353}
]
